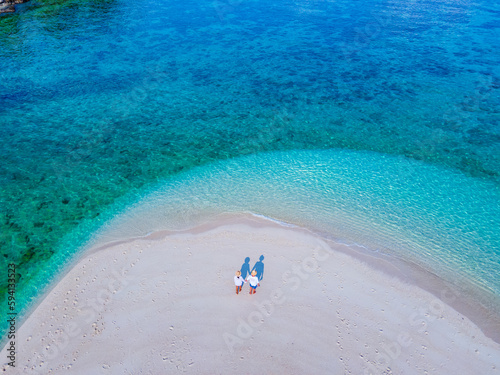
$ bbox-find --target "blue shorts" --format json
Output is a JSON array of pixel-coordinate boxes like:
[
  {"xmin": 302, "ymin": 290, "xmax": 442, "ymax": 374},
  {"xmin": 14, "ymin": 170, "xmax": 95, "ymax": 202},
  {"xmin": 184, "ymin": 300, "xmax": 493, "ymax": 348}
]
[{"xmin": 250, "ymin": 284, "xmax": 258, "ymax": 289}]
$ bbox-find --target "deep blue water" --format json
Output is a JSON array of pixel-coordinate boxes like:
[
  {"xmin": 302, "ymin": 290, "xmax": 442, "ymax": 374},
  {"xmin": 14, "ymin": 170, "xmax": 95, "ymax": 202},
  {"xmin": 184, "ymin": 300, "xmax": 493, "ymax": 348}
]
[{"xmin": 0, "ymin": 0, "xmax": 499, "ymax": 338}]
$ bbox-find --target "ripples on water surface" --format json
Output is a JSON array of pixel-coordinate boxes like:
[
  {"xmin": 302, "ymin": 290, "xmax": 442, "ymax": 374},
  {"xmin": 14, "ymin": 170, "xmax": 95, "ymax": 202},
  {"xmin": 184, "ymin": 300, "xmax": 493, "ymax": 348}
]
[
  {"xmin": 0, "ymin": 0, "xmax": 499, "ymax": 337},
  {"xmin": 98, "ymin": 150, "xmax": 500, "ymax": 297}
]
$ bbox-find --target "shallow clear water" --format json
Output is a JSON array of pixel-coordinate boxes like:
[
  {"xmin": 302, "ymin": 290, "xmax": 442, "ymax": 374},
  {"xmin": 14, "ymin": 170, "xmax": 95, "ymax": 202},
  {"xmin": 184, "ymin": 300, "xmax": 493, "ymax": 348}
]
[
  {"xmin": 97, "ymin": 149, "xmax": 500, "ymax": 296},
  {"xmin": 0, "ymin": 0, "xmax": 499, "ymax": 337}
]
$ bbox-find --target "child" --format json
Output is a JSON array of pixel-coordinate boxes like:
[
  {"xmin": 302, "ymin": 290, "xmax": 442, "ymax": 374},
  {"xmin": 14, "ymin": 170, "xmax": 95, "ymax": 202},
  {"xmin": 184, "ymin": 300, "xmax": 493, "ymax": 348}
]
[
  {"xmin": 234, "ymin": 271, "xmax": 245, "ymax": 294},
  {"xmin": 246, "ymin": 270, "xmax": 260, "ymax": 294}
]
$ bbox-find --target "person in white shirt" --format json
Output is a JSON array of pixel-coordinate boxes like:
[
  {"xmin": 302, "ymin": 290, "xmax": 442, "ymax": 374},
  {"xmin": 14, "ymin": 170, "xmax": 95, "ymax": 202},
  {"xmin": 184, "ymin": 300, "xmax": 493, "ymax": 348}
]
[
  {"xmin": 246, "ymin": 270, "xmax": 260, "ymax": 294},
  {"xmin": 234, "ymin": 271, "xmax": 245, "ymax": 294}
]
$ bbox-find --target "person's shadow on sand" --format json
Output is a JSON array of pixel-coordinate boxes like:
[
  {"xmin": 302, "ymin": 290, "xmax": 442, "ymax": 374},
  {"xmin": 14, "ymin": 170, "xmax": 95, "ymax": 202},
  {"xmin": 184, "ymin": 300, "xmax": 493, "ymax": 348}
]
[
  {"xmin": 252, "ymin": 255, "xmax": 265, "ymax": 281},
  {"xmin": 240, "ymin": 257, "xmax": 251, "ymax": 279}
]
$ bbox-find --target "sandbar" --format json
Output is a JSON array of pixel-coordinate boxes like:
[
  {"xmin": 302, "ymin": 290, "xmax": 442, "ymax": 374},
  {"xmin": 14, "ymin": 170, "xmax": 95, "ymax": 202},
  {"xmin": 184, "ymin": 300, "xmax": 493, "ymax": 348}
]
[{"xmin": 2, "ymin": 217, "xmax": 500, "ymax": 374}]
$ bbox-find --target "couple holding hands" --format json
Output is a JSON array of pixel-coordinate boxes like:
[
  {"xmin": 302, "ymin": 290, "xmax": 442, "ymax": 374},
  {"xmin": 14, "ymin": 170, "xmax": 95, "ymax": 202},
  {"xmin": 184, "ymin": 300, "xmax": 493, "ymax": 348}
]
[{"xmin": 234, "ymin": 255, "xmax": 264, "ymax": 295}]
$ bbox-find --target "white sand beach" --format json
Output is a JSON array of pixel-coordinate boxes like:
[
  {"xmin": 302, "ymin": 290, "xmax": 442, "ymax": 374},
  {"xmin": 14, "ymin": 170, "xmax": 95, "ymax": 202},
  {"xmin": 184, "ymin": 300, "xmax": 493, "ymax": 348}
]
[{"xmin": 2, "ymin": 217, "xmax": 500, "ymax": 374}]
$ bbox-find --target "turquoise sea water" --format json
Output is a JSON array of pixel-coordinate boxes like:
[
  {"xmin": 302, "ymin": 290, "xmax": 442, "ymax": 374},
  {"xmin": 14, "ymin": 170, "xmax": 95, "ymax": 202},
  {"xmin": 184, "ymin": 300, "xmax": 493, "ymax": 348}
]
[
  {"xmin": 98, "ymin": 149, "xmax": 500, "ymax": 296},
  {"xmin": 1, "ymin": 0, "xmax": 499, "ymax": 339}
]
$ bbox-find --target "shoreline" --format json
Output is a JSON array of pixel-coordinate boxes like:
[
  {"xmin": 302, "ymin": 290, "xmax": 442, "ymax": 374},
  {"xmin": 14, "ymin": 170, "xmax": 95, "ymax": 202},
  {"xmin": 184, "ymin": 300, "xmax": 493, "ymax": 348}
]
[
  {"xmin": 90, "ymin": 212, "xmax": 500, "ymax": 344},
  {"xmin": 5, "ymin": 147, "xmax": 499, "ymax": 350},
  {"xmin": 2, "ymin": 214, "xmax": 500, "ymax": 373}
]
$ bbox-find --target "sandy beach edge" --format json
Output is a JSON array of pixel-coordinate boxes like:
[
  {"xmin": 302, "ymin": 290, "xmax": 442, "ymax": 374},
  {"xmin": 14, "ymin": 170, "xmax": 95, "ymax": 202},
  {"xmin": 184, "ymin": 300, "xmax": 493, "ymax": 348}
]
[
  {"xmin": 2, "ymin": 213, "xmax": 500, "ymax": 373},
  {"xmin": 87, "ymin": 212, "xmax": 500, "ymax": 344}
]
